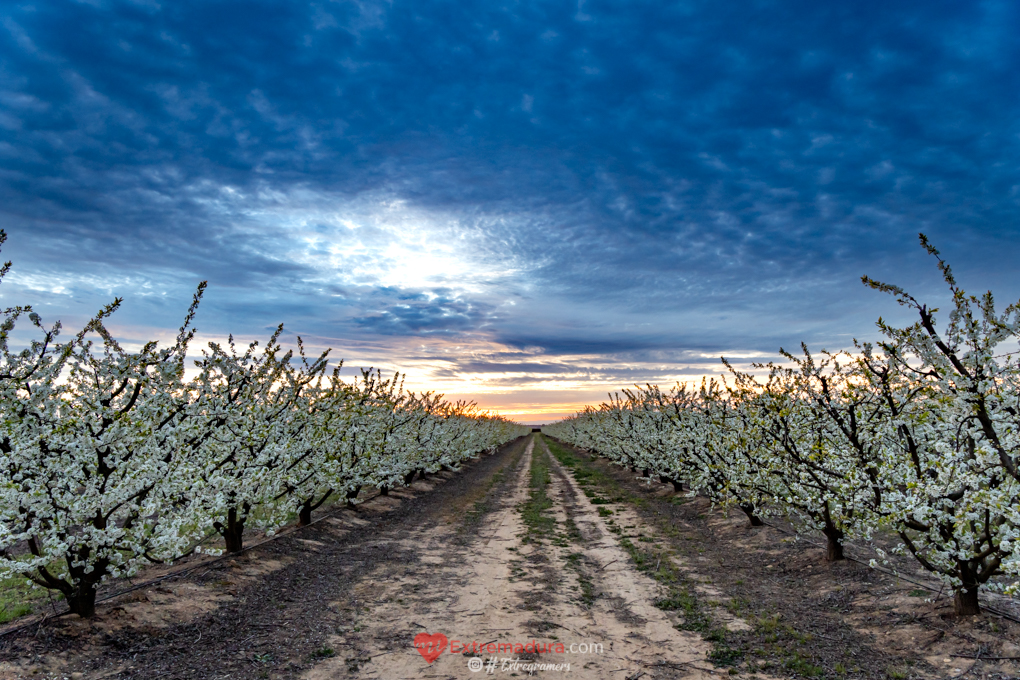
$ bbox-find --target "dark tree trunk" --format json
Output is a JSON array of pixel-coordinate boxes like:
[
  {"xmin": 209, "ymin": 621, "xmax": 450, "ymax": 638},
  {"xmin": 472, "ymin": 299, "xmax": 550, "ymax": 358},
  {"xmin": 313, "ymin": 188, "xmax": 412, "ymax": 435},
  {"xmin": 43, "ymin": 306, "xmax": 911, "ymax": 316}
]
[
  {"xmin": 954, "ymin": 586, "xmax": 981, "ymax": 616},
  {"xmin": 738, "ymin": 503, "xmax": 764, "ymax": 526},
  {"xmin": 298, "ymin": 501, "xmax": 313, "ymax": 527},
  {"xmin": 66, "ymin": 582, "xmax": 98, "ymax": 618},
  {"xmin": 222, "ymin": 507, "xmax": 245, "ymax": 553},
  {"xmin": 32, "ymin": 545, "xmax": 102, "ymax": 618},
  {"xmin": 298, "ymin": 489, "xmax": 334, "ymax": 526},
  {"xmin": 379, "ymin": 485, "xmax": 389, "ymax": 496},
  {"xmin": 671, "ymin": 480, "xmax": 684, "ymax": 493},
  {"xmin": 404, "ymin": 470, "xmax": 417, "ymax": 485},
  {"xmin": 822, "ymin": 523, "xmax": 845, "ymax": 561},
  {"xmin": 954, "ymin": 562, "xmax": 982, "ymax": 615},
  {"xmin": 658, "ymin": 475, "xmax": 670, "ymax": 485},
  {"xmin": 642, "ymin": 469, "xmax": 651, "ymax": 478}
]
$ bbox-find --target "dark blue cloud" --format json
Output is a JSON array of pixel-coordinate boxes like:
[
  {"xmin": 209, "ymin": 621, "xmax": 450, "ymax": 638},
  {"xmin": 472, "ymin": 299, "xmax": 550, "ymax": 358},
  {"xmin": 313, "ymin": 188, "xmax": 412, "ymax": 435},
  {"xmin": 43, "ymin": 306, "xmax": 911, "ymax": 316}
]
[
  {"xmin": 1, "ymin": 0, "xmax": 1019, "ymax": 406},
  {"xmin": 354, "ymin": 289, "xmax": 494, "ymax": 335}
]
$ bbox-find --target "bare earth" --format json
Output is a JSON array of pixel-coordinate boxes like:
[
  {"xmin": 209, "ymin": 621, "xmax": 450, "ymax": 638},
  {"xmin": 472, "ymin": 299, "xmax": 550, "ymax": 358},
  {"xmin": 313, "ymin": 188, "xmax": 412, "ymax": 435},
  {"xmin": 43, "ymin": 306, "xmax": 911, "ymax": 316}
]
[
  {"xmin": 304, "ymin": 436, "xmax": 728, "ymax": 680},
  {"xmin": 1, "ymin": 433, "xmax": 1019, "ymax": 680}
]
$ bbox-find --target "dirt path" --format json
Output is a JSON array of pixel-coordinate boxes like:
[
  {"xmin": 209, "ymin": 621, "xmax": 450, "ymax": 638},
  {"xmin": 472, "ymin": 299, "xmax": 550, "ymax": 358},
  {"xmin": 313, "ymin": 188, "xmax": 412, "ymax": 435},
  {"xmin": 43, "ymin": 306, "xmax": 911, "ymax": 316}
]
[{"xmin": 304, "ymin": 435, "xmax": 741, "ymax": 679}]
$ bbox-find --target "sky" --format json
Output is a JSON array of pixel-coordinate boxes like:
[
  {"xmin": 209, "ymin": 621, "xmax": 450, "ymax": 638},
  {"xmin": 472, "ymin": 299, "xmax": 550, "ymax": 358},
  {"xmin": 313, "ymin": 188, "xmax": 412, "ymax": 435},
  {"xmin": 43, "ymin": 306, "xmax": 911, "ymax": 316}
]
[{"xmin": 2, "ymin": 0, "xmax": 1019, "ymax": 423}]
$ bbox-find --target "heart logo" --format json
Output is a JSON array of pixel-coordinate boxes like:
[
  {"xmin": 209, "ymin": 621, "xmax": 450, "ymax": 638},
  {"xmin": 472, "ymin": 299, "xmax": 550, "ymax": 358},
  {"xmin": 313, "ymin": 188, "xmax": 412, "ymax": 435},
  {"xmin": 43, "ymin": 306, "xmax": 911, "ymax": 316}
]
[{"xmin": 413, "ymin": 632, "xmax": 448, "ymax": 663}]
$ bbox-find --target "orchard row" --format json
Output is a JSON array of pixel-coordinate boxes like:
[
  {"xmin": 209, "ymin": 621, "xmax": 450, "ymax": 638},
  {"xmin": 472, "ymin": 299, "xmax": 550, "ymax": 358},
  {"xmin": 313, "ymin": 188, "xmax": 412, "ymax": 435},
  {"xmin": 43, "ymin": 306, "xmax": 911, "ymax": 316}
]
[
  {"xmin": 546, "ymin": 235, "xmax": 1020, "ymax": 616},
  {"xmin": 0, "ymin": 233, "xmax": 528, "ymax": 618}
]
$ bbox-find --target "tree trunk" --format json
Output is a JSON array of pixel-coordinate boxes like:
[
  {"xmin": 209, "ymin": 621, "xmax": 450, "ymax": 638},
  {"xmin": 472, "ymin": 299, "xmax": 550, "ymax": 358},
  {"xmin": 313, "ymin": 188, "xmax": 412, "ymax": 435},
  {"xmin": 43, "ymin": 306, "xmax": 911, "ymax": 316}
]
[
  {"xmin": 954, "ymin": 562, "xmax": 982, "ymax": 615},
  {"xmin": 298, "ymin": 500, "xmax": 313, "ymax": 527},
  {"xmin": 954, "ymin": 586, "xmax": 981, "ymax": 616},
  {"xmin": 822, "ymin": 523, "xmax": 845, "ymax": 561},
  {"xmin": 66, "ymin": 582, "xmax": 98, "ymax": 618},
  {"xmin": 417, "ymin": 469, "xmax": 428, "ymax": 480},
  {"xmin": 379, "ymin": 485, "xmax": 389, "ymax": 496},
  {"xmin": 642, "ymin": 469, "xmax": 651, "ymax": 478},
  {"xmin": 670, "ymin": 480, "xmax": 683, "ymax": 493},
  {"xmin": 223, "ymin": 507, "xmax": 245, "ymax": 553},
  {"xmin": 658, "ymin": 475, "xmax": 670, "ymax": 484},
  {"xmin": 738, "ymin": 503, "xmax": 764, "ymax": 527},
  {"xmin": 404, "ymin": 470, "xmax": 417, "ymax": 485}
]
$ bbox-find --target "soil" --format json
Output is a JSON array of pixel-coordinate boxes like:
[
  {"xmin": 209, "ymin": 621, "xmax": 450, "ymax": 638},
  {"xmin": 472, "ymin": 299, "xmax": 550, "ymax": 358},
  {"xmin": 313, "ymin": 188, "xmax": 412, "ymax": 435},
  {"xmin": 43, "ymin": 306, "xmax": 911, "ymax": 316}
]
[{"xmin": 1, "ymin": 433, "xmax": 1018, "ymax": 680}]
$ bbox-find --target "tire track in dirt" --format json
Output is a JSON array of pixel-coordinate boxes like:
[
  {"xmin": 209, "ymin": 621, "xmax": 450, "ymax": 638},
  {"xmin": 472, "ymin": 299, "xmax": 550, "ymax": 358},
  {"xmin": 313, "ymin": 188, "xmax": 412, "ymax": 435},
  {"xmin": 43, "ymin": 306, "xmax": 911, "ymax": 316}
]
[
  {"xmin": 304, "ymin": 433, "xmax": 539, "ymax": 679},
  {"xmin": 305, "ymin": 434, "xmax": 742, "ymax": 679},
  {"xmin": 536, "ymin": 435, "xmax": 729, "ymax": 679}
]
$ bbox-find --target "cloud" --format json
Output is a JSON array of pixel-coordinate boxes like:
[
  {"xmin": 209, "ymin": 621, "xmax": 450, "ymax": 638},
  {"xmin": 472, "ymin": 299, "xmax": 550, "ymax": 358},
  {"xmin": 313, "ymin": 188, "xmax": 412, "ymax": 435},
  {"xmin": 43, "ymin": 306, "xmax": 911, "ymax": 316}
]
[
  {"xmin": 2, "ymin": 0, "xmax": 1019, "ymax": 419},
  {"xmin": 354, "ymin": 290, "xmax": 495, "ymax": 335}
]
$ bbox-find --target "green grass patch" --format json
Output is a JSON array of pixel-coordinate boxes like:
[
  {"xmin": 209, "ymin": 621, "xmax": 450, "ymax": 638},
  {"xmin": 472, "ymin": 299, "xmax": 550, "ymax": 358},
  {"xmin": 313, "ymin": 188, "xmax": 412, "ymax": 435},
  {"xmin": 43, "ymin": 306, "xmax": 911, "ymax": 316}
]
[
  {"xmin": 562, "ymin": 516, "xmax": 584, "ymax": 543},
  {"xmin": 519, "ymin": 442, "xmax": 556, "ymax": 543},
  {"xmin": 564, "ymin": 552, "xmax": 598, "ymax": 607},
  {"xmin": 784, "ymin": 652, "xmax": 824, "ymax": 677},
  {"xmin": 708, "ymin": 642, "xmax": 744, "ymax": 667},
  {"xmin": 0, "ymin": 571, "xmax": 65, "ymax": 624},
  {"xmin": 310, "ymin": 646, "xmax": 335, "ymax": 659}
]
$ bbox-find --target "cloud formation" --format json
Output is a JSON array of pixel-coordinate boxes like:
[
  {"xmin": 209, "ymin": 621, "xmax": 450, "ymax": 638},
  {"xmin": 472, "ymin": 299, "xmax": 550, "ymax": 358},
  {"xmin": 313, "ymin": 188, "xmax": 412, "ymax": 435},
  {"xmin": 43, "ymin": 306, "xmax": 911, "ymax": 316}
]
[{"xmin": 2, "ymin": 0, "xmax": 1019, "ymax": 420}]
